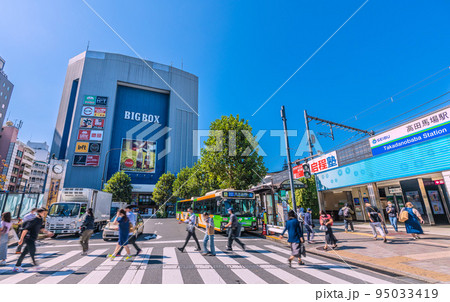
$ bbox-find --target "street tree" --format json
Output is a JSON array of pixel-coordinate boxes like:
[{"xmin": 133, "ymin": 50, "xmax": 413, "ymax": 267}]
[
  {"xmin": 294, "ymin": 175, "xmax": 320, "ymax": 217},
  {"xmin": 173, "ymin": 166, "xmax": 200, "ymax": 200},
  {"xmin": 103, "ymin": 171, "xmax": 133, "ymax": 203},
  {"xmin": 153, "ymin": 172, "xmax": 176, "ymax": 216},
  {"xmin": 201, "ymin": 114, "xmax": 267, "ymax": 190}
]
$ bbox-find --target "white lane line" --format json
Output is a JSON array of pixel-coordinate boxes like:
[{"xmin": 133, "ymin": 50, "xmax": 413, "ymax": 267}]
[
  {"xmin": 214, "ymin": 247, "xmax": 267, "ymax": 284},
  {"xmin": 247, "ymin": 245, "xmax": 350, "ymax": 284},
  {"xmin": 0, "ymin": 252, "xmax": 58, "ymax": 274},
  {"xmin": 119, "ymin": 248, "xmax": 153, "ymax": 284},
  {"xmin": 264, "ymin": 244, "xmax": 392, "ymax": 284},
  {"xmin": 37, "ymin": 249, "xmax": 108, "ymax": 284},
  {"xmin": 78, "ymin": 255, "xmax": 123, "ymax": 284},
  {"xmin": 162, "ymin": 247, "xmax": 183, "ymax": 284},
  {"xmin": 232, "ymin": 247, "xmax": 310, "ymax": 284},
  {"xmin": 184, "ymin": 247, "xmax": 225, "ymax": 284},
  {"xmin": 0, "ymin": 250, "xmax": 79, "ymax": 284}
]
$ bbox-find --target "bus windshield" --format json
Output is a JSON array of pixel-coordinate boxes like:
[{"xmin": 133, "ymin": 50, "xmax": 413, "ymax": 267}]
[
  {"xmin": 221, "ymin": 199, "xmax": 255, "ymax": 217},
  {"xmin": 48, "ymin": 203, "xmax": 81, "ymax": 217}
]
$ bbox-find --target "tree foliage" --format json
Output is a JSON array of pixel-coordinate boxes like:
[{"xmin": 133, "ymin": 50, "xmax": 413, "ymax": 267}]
[
  {"xmin": 200, "ymin": 114, "xmax": 267, "ymax": 190},
  {"xmin": 294, "ymin": 175, "xmax": 320, "ymax": 217},
  {"xmin": 103, "ymin": 171, "xmax": 133, "ymax": 203},
  {"xmin": 153, "ymin": 172, "xmax": 176, "ymax": 205}
]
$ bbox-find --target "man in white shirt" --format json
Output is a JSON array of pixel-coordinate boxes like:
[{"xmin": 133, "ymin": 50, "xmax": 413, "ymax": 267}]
[{"xmin": 15, "ymin": 208, "xmax": 37, "ymax": 254}]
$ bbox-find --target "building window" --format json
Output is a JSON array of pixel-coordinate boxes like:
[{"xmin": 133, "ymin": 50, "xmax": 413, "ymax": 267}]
[
  {"xmin": 17, "ymin": 150, "xmax": 23, "ymax": 157},
  {"xmin": 14, "ymin": 159, "xmax": 21, "ymax": 165},
  {"xmin": 10, "ymin": 176, "xmax": 17, "ymax": 183}
]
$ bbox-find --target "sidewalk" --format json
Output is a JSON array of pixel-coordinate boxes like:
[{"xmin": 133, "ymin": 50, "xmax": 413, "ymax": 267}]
[{"xmin": 249, "ymin": 222, "xmax": 450, "ymax": 284}]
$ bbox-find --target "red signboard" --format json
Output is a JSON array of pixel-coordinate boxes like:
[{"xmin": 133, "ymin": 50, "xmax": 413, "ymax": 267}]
[
  {"xmin": 435, "ymin": 180, "xmax": 445, "ymax": 185},
  {"xmin": 293, "ymin": 165, "xmax": 304, "ymax": 179},
  {"xmin": 77, "ymin": 129, "xmax": 91, "ymax": 140},
  {"xmin": 124, "ymin": 158, "xmax": 134, "ymax": 168},
  {"xmin": 94, "ymin": 107, "xmax": 107, "ymax": 117},
  {"xmin": 93, "ymin": 118, "xmax": 105, "ymax": 128},
  {"xmin": 86, "ymin": 155, "xmax": 100, "ymax": 166}
]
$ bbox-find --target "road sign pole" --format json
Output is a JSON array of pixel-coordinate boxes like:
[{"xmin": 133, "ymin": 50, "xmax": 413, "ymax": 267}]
[{"xmin": 281, "ymin": 105, "xmax": 297, "ymax": 213}]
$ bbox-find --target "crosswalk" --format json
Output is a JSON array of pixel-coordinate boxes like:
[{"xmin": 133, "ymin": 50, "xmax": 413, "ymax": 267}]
[{"xmin": 0, "ymin": 244, "xmax": 397, "ymax": 284}]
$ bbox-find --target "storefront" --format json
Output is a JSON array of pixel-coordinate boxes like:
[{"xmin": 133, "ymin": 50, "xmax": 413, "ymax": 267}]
[{"xmin": 314, "ymin": 107, "xmax": 450, "ymax": 225}]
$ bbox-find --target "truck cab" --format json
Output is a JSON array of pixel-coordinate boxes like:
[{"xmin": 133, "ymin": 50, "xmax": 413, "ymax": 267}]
[{"xmin": 47, "ymin": 202, "xmax": 88, "ymax": 236}]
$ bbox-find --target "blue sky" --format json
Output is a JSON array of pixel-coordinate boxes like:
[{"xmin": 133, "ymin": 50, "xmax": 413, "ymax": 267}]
[{"xmin": 1, "ymin": 0, "xmax": 449, "ymax": 172}]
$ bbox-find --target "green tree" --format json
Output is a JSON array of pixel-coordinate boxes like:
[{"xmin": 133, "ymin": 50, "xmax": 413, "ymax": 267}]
[
  {"xmin": 153, "ymin": 172, "xmax": 176, "ymax": 206},
  {"xmin": 294, "ymin": 176, "xmax": 320, "ymax": 217},
  {"xmin": 173, "ymin": 166, "xmax": 199, "ymax": 199},
  {"xmin": 103, "ymin": 171, "xmax": 133, "ymax": 203},
  {"xmin": 201, "ymin": 114, "xmax": 267, "ymax": 190}
]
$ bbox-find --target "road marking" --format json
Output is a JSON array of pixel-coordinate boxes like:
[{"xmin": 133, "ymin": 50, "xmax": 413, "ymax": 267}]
[
  {"xmin": 119, "ymin": 248, "xmax": 153, "ymax": 284},
  {"xmin": 162, "ymin": 247, "xmax": 183, "ymax": 284},
  {"xmin": 232, "ymin": 247, "xmax": 309, "ymax": 284},
  {"xmin": 265, "ymin": 244, "xmax": 392, "ymax": 284},
  {"xmin": 78, "ymin": 255, "xmax": 123, "ymax": 284},
  {"xmin": 0, "ymin": 250, "xmax": 79, "ymax": 284},
  {"xmin": 214, "ymin": 247, "xmax": 267, "ymax": 284},
  {"xmin": 37, "ymin": 249, "xmax": 108, "ymax": 284},
  {"xmin": 184, "ymin": 247, "xmax": 225, "ymax": 284},
  {"xmin": 1, "ymin": 251, "xmax": 58, "ymax": 273},
  {"xmin": 247, "ymin": 245, "xmax": 351, "ymax": 284}
]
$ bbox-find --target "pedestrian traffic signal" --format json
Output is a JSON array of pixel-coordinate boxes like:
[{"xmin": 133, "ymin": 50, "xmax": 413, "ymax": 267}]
[{"xmin": 303, "ymin": 163, "xmax": 311, "ymax": 179}]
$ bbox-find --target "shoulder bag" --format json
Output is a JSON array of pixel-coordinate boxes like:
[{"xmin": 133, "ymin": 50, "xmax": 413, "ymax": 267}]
[{"xmin": 399, "ymin": 210, "xmax": 409, "ymax": 222}]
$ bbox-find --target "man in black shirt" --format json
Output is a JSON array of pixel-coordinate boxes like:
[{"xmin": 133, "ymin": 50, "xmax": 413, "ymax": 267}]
[
  {"xmin": 224, "ymin": 208, "xmax": 246, "ymax": 251},
  {"xmin": 364, "ymin": 202, "xmax": 387, "ymax": 243},
  {"xmin": 13, "ymin": 208, "xmax": 53, "ymax": 272}
]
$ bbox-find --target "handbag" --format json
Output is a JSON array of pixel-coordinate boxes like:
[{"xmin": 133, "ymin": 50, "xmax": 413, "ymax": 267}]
[
  {"xmin": 399, "ymin": 210, "xmax": 409, "ymax": 222},
  {"xmin": 186, "ymin": 224, "xmax": 195, "ymax": 233},
  {"xmin": 319, "ymin": 225, "xmax": 328, "ymax": 232},
  {"xmin": 7, "ymin": 228, "xmax": 19, "ymax": 245}
]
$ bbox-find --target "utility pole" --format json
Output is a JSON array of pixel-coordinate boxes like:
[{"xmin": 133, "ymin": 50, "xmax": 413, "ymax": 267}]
[
  {"xmin": 281, "ymin": 106, "xmax": 297, "ymax": 213},
  {"xmin": 304, "ymin": 110, "xmax": 314, "ymax": 157}
]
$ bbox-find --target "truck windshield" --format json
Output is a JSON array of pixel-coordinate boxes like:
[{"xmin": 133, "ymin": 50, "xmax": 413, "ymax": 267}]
[{"xmin": 48, "ymin": 203, "xmax": 81, "ymax": 217}]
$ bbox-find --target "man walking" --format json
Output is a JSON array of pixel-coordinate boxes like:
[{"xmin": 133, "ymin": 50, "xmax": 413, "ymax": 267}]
[
  {"xmin": 280, "ymin": 210, "xmax": 305, "ymax": 267},
  {"xmin": 202, "ymin": 212, "xmax": 216, "ymax": 256},
  {"xmin": 304, "ymin": 208, "xmax": 315, "ymax": 244},
  {"xmin": 340, "ymin": 203, "xmax": 355, "ymax": 232},
  {"xmin": 13, "ymin": 208, "xmax": 53, "ymax": 272},
  {"xmin": 386, "ymin": 201, "xmax": 399, "ymax": 232},
  {"xmin": 365, "ymin": 202, "xmax": 387, "ymax": 243},
  {"xmin": 118, "ymin": 206, "xmax": 142, "ymax": 256},
  {"xmin": 178, "ymin": 207, "xmax": 201, "ymax": 252},
  {"xmin": 15, "ymin": 208, "xmax": 37, "ymax": 254},
  {"xmin": 225, "ymin": 208, "xmax": 245, "ymax": 251}
]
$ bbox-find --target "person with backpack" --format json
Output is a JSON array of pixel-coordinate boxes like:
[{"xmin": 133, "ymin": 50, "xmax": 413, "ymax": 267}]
[
  {"xmin": 339, "ymin": 203, "xmax": 355, "ymax": 232},
  {"xmin": 386, "ymin": 201, "xmax": 399, "ymax": 232},
  {"xmin": 364, "ymin": 202, "xmax": 387, "ymax": 243},
  {"xmin": 279, "ymin": 210, "xmax": 305, "ymax": 267},
  {"xmin": 0, "ymin": 212, "xmax": 13, "ymax": 266},
  {"xmin": 400, "ymin": 202, "xmax": 424, "ymax": 240},
  {"xmin": 304, "ymin": 208, "xmax": 315, "ymax": 243},
  {"xmin": 79, "ymin": 208, "xmax": 95, "ymax": 255},
  {"xmin": 177, "ymin": 207, "xmax": 201, "ymax": 253},
  {"xmin": 15, "ymin": 208, "xmax": 37, "ymax": 254}
]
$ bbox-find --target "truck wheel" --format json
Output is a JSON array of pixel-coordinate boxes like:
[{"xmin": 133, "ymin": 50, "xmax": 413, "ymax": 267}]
[{"xmin": 51, "ymin": 234, "xmax": 58, "ymax": 239}]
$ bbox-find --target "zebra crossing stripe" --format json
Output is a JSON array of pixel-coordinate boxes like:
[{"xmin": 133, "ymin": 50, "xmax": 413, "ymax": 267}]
[
  {"xmin": 37, "ymin": 249, "xmax": 109, "ymax": 284},
  {"xmin": 264, "ymin": 244, "xmax": 392, "ymax": 284},
  {"xmin": 184, "ymin": 247, "xmax": 225, "ymax": 284},
  {"xmin": 214, "ymin": 247, "xmax": 267, "ymax": 284},
  {"xmin": 162, "ymin": 247, "xmax": 183, "ymax": 284},
  {"xmin": 119, "ymin": 248, "xmax": 153, "ymax": 284},
  {"xmin": 0, "ymin": 250, "xmax": 79, "ymax": 284},
  {"xmin": 247, "ymin": 245, "xmax": 351, "ymax": 284},
  {"xmin": 232, "ymin": 247, "xmax": 310, "ymax": 284},
  {"xmin": 0, "ymin": 251, "xmax": 58, "ymax": 275},
  {"xmin": 78, "ymin": 255, "xmax": 123, "ymax": 284}
]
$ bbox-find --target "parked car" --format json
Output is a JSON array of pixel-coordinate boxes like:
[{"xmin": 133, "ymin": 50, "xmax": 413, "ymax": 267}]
[{"xmin": 102, "ymin": 213, "xmax": 145, "ymax": 241}]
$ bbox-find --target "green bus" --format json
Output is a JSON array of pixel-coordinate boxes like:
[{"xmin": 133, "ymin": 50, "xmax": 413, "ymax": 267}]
[{"xmin": 176, "ymin": 189, "xmax": 258, "ymax": 232}]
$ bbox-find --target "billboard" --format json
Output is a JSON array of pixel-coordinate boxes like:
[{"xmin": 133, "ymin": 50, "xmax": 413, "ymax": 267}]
[
  {"xmin": 369, "ymin": 107, "xmax": 450, "ymax": 156},
  {"xmin": 293, "ymin": 151, "xmax": 339, "ymax": 179},
  {"xmin": 73, "ymin": 154, "xmax": 100, "ymax": 167},
  {"xmin": 120, "ymin": 139, "xmax": 156, "ymax": 173},
  {"xmin": 80, "ymin": 118, "xmax": 105, "ymax": 129}
]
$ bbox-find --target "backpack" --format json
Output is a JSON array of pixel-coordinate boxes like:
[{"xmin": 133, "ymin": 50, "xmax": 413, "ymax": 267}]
[
  {"xmin": 343, "ymin": 207, "xmax": 350, "ymax": 218},
  {"xmin": 338, "ymin": 208, "xmax": 344, "ymax": 216}
]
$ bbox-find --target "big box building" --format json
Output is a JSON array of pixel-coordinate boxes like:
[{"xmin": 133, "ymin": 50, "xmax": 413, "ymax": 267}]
[{"xmin": 51, "ymin": 51, "xmax": 198, "ymax": 209}]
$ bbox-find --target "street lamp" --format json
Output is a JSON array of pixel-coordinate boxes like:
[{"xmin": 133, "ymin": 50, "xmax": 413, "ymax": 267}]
[{"xmin": 100, "ymin": 148, "xmax": 122, "ymax": 190}]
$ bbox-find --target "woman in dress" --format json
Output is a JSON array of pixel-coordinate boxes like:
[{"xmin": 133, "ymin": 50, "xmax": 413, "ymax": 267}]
[
  {"xmin": 319, "ymin": 210, "xmax": 337, "ymax": 250},
  {"xmin": 0, "ymin": 212, "xmax": 13, "ymax": 266},
  {"xmin": 401, "ymin": 202, "xmax": 424, "ymax": 240},
  {"xmin": 108, "ymin": 209, "xmax": 132, "ymax": 261}
]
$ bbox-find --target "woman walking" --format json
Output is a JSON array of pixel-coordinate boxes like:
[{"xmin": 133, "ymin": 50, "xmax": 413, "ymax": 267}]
[
  {"xmin": 0, "ymin": 212, "xmax": 13, "ymax": 266},
  {"xmin": 202, "ymin": 212, "xmax": 216, "ymax": 256},
  {"xmin": 280, "ymin": 210, "xmax": 305, "ymax": 267},
  {"xmin": 79, "ymin": 208, "xmax": 95, "ymax": 255},
  {"xmin": 319, "ymin": 210, "xmax": 337, "ymax": 250},
  {"xmin": 108, "ymin": 209, "xmax": 132, "ymax": 261},
  {"xmin": 401, "ymin": 202, "xmax": 424, "ymax": 240}
]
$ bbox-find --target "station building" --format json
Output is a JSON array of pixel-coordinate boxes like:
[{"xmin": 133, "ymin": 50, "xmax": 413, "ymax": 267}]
[
  {"xmin": 50, "ymin": 51, "xmax": 198, "ymax": 212},
  {"xmin": 303, "ymin": 106, "xmax": 450, "ymax": 225}
]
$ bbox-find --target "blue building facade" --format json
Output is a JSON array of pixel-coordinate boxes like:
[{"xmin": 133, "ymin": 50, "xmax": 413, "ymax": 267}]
[{"xmin": 51, "ymin": 51, "xmax": 198, "ymax": 209}]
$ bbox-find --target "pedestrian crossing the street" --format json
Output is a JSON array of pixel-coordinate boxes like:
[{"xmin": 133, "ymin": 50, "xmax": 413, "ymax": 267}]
[{"xmin": 0, "ymin": 243, "xmax": 398, "ymax": 284}]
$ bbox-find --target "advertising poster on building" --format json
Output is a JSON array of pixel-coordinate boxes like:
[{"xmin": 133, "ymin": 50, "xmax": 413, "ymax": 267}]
[
  {"xmin": 86, "ymin": 155, "xmax": 100, "ymax": 166},
  {"xmin": 292, "ymin": 151, "xmax": 339, "ymax": 178},
  {"xmin": 77, "ymin": 129, "xmax": 91, "ymax": 140},
  {"xmin": 83, "ymin": 95, "xmax": 96, "ymax": 106},
  {"xmin": 80, "ymin": 118, "xmax": 105, "ymax": 129},
  {"xmin": 427, "ymin": 190, "xmax": 445, "ymax": 214},
  {"xmin": 96, "ymin": 96, "xmax": 108, "ymax": 106},
  {"xmin": 73, "ymin": 155, "xmax": 87, "ymax": 166},
  {"xmin": 405, "ymin": 191, "xmax": 425, "ymax": 215},
  {"xmin": 120, "ymin": 139, "xmax": 156, "ymax": 173},
  {"xmin": 81, "ymin": 106, "xmax": 95, "ymax": 117},
  {"xmin": 47, "ymin": 179, "xmax": 61, "ymax": 207},
  {"xmin": 94, "ymin": 107, "xmax": 107, "ymax": 117},
  {"xmin": 88, "ymin": 142, "xmax": 101, "ymax": 153},
  {"xmin": 75, "ymin": 142, "xmax": 89, "ymax": 153}
]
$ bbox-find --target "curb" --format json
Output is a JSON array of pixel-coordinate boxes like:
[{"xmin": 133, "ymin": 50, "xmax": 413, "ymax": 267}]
[{"xmin": 247, "ymin": 231, "xmax": 438, "ymax": 284}]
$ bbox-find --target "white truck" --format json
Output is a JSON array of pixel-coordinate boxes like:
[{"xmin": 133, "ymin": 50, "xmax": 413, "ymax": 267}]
[{"xmin": 46, "ymin": 188, "xmax": 112, "ymax": 237}]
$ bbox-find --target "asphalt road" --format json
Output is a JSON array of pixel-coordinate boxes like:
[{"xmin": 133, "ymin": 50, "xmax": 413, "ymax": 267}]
[{"xmin": 0, "ymin": 218, "xmax": 422, "ymax": 284}]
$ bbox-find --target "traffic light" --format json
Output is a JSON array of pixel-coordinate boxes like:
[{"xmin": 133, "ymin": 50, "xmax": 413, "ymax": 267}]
[{"xmin": 303, "ymin": 163, "xmax": 311, "ymax": 179}]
